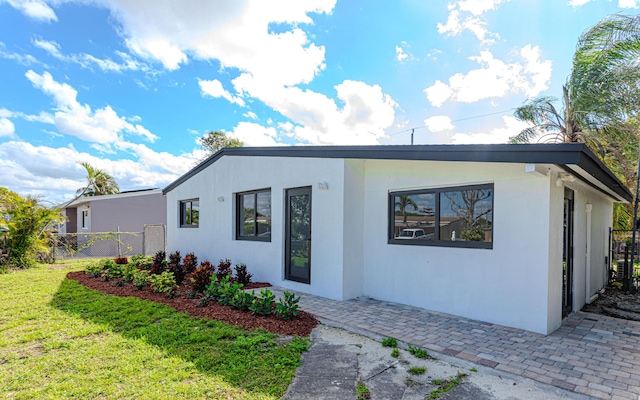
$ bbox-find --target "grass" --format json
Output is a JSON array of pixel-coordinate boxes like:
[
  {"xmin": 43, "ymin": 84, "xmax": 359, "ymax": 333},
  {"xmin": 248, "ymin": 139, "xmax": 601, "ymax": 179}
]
[
  {"xmin": 408, "ymin": 344, "xmax": 435, "ymax": 359},
  {"xmin": 381, "ymin": 337, "xmax": 397, "ymax": 348},
  {"xmin": 408, "ymin": 366, "xmax": 427, "ymax": 375},
  {"xmin": 356, "ymin": 381, "xmax": 371, "ymax": 400},
  {"xmin": 0, "ymin": 259, "xmax": 307, "ymax": 399},
  {"xmin": 429, "ymin": 371, "xmax": 467, "ymax": 399}
]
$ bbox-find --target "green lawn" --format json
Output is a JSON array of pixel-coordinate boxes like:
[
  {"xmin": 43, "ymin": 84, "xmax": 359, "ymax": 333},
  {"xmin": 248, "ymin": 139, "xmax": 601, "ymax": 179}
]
[{"xmin": 0, "ymin": 259, "xmax": 307, "ymax": 399}]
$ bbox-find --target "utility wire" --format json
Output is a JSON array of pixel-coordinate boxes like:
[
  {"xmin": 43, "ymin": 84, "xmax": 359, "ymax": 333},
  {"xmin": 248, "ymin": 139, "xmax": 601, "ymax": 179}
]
[{"xmin": 389, "ymin": 108, "xmax": 515, "ymax": 137}]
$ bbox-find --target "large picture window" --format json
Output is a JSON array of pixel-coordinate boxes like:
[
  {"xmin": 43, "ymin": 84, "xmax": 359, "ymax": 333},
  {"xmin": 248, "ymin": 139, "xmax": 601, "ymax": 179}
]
[
  {"xmin": 236, "ymin": 189, "xmax": 271, "ymax": 241},
  {"xmin": 180, "ymin": 199, "xmax": 199, "ymax": 227},
  {"xmin": 389, "ymin": 184, "xmax": 493, "ymax": 249}
]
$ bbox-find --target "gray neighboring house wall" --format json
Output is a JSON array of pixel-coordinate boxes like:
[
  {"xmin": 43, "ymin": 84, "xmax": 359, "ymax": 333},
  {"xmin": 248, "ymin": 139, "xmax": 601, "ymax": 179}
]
[{"xmin": 60, "ymin": 188, "xmax": 167, "ymax": 255}]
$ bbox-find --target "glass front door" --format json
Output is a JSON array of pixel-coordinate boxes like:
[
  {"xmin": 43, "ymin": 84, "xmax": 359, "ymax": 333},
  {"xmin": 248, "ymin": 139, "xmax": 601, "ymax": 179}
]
[{"xmin": 285, "ymin": 187, "xmax": 311, "ymax": 284}]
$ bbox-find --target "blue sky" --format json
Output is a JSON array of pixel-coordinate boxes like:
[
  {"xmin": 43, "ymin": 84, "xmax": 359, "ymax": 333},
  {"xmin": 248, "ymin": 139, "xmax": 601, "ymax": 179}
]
[{"xmin": 0, "ymin": 0, "xmax": 637, "ymax": 203}]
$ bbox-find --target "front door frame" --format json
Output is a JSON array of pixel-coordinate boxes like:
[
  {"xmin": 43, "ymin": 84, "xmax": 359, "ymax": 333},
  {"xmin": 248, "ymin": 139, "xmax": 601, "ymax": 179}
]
[
  {"xmin": 284, "ymin": 186, "xmax": 312, "ymax": 284},
  {"xmin": 562, "ymin": 187, "xmax": 574, "ymax": 319}
]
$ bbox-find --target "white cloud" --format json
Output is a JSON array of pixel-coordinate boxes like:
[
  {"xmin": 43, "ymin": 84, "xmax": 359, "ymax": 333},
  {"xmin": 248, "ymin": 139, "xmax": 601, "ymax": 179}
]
[
  {"xmin": 618, "ymin": 0, "xmax": 638, "ymax": 7},
  {"xmin": 436, "ymin": 1, "xmax": 508, "ymax": 44},
  {"xmin": 568, "ymin": 0, "xmax": 592, "ymax": 5},
  {"xmin": 424, "ymin": 45, "xmax": 551, "ymax": 107},
  {"xmin": 24, "ymin": 70, "xmax": 158, "ymax": 143},
  {"xmin": 4, "ymin": 0, "xmax": 57, "ymax": 22},
  {"xmin": 227, "ymin": 122, "xmax": 283, "ymax": 146},
  {"xmin": 449, "ymin": 116, "xmax": 529, "ymax": 144},
  {"xmin": 424, "ymin": 116, "xmax": 454, "ymax": 132},
  {"xmin": 0, "ymin": 118, "xmax": 15, "ymax": 137},
  {"xmin": 33, "ymin": 38, "xmax": 147, "ymax": 72},
  {"xmin": 243, "ymin": 111, "xmax": 258, "ymax": 120},
  {"xmin": 233, "ymin": 75, "xmax": 397, "ymax": 145},
  {"xmin": 458, "ymin": 0, "xmax": 509, "ymax": 15},
  {"xmin": 0, "ymin": 140, "xmax": 203, "ymax": 203},
  {"xmin": 0, "ymin": 41, "xmax": 40, "ymax": 65},
  {"xmin": 95, "ymin": 0, "xmax": 335, "ymax": 87},
  {"xmin": 395, "ymin": 46, "xmax": 408, "ymax": 62},
  {"xmin": 198, "ymin": 79, "xmax": 245, "ymax": 106}
]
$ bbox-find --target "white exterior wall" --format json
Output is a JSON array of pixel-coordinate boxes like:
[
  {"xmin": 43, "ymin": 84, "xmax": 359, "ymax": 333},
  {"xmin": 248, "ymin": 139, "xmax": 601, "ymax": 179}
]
[
  {"xmin": 167, "ymin": 155, "xmax": 616, "ymax": 335},
  {"xmin": 359, "ymin": 159, "xmax": 553, "ymax": 334},
  {"xmin": 166, "ymin": 156, "xmax": 348, "ymax": 300}
]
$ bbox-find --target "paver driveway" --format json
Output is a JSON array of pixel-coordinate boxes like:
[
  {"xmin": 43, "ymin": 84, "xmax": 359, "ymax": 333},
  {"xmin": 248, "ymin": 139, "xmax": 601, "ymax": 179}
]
[{"xmin": 270, "ymin": 287, "xmax": 640, "ymax": 400}]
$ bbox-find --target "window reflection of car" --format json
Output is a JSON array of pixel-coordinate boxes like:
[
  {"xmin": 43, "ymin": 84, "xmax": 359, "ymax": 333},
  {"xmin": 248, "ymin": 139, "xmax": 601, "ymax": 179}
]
[{"xmin": 397, "ymin": 229, "xmax": 427, "ymax": 239}]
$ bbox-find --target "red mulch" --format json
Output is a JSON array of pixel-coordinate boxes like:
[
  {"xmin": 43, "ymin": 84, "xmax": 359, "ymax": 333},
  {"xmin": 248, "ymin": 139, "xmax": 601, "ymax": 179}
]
[{"xmin": 66, "ymin": 271, "xmax": 318, "ymax": 336}]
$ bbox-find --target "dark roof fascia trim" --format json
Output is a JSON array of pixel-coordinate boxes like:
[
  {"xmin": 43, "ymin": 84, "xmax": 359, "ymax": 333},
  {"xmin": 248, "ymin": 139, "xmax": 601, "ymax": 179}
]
[
  {"xmin": 162, "ymin": 144, "xmax": 631, "ymax": 202},
  {"xmin": 574, "ymin": 148, "xmax": 632, "ymax": 202}
]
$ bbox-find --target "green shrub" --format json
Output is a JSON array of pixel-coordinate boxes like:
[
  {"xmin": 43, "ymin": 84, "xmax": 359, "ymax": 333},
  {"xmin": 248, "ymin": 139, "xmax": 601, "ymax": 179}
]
[
  {"xmin": 130, "ymin": 254, "xmax": 153, "ymax": 269},
  {"xmin": 249, "ymin": 288, "xmax": 275, "ymax": 316},
  {"xmin": 102, "ymin": 259, "xmax": 123, "ymax": 280},
  {"xmin": 149, "ymin": 271, "xmax": 176, "ymax": 294},
  {"xmin": 275, "ymin": 291, "xmax": 300, "ymax": 320},
  {"xmin": 203, "ymin": 274, "xmax": 231, "ymax": 301},
  {"xmin": 121, "ymin": 263, "xmax": 138, "ymax": 282},
  {"xmin": 85, "ymin": 262, "xmax": 103, "ymax": 278},
  {"xmin": 229, "ymin": 290, "xmax": 254, "ymax": 311},
  {"xmin": 132, "ymin": 269, "xmax": 148, "ymax": 290}
]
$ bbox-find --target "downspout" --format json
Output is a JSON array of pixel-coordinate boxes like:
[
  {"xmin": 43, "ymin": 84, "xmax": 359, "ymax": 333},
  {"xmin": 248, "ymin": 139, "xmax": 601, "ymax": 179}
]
[{"xmin": 585, "ymin": 204, "xmax": 595, "ymax": 304}]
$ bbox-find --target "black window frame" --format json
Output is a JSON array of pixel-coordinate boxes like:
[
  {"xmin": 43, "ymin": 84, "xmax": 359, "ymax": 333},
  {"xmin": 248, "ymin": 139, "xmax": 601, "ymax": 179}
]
[
  {"xmin": 179, "ymin": 199, "xmax": 199, "ymax": 228},
  {"xmin": 236, "ymin": 188, "xmax": 271, "ymax": 242},
  {"xmin": 388, "ymin": 183, "xmax": 494, "ymax": 249}
]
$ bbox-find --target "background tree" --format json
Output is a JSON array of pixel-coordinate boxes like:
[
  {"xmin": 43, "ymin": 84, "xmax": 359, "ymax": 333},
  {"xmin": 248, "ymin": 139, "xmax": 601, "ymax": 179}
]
[
  {"xmin": 198, "ymin": 131, "xmax": 243, "ymax": 156},
  {"xmin": 395, "ymin": 195, "xmax": 418, "ymax": 223},
  {"xmin": 511, "ymin": 14, "xmax": 640, "ymax": 229},
  {"xmin": 76, "ymin": 161, "xmax": 120, "ymax": 197},
  {"xmin": 0, "ymin": 187, "xmax": 64, "ymax": 269}
]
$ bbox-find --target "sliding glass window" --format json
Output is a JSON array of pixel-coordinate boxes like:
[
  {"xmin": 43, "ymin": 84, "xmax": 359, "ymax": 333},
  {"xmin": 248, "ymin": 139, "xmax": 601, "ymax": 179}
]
[{"xmin": 389, "ymin": 184, "xmax": 493, "ymax": 249}]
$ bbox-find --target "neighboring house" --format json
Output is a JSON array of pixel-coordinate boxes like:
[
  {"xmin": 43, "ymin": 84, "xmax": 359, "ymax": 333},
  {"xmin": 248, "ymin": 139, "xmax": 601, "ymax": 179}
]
[
  {"xmin": 59, "ymin": 188, "xmax": 167, "ymax": 255},
  {"xmin": 162, "ymin": 144, "xmax": 631, "ymax": 335}
]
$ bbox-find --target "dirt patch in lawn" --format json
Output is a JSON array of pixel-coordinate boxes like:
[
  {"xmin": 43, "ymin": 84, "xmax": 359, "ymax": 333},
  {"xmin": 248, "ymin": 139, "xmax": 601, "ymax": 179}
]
[
  {"xmin": 582, "ymin": 285, "xmax": 640, "ymax": 321},
  {"xmin": 66, "ymin": 271, "xmax": 318, "ymax": 336}
]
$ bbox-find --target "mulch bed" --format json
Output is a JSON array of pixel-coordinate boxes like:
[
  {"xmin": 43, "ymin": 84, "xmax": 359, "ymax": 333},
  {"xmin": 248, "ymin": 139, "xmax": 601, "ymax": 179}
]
[{"xmin": 66, "ymin": 271, "xmax": 318, "ymax": 336}]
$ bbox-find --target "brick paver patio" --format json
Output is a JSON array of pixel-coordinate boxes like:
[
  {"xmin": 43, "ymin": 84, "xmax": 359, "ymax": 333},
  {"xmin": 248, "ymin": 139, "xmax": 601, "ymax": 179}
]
[{"xmin": 270, "ymin": 287, "xmax": 640, "ymax": 400}]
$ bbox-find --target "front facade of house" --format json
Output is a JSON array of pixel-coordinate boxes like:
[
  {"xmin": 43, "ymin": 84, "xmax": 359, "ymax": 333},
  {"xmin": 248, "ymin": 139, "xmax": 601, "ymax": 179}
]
[{"xmin": 163, "ymin": 144, "xmax": 631, "ymax": 335}]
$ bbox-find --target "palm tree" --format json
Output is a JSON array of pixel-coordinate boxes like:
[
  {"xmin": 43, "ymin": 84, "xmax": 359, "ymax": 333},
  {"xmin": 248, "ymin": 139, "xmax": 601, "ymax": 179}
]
[
  {"xmin": 511, "ymin": 14, "xmax": 640, "ymax": 146},
  {"xmin": 510, "ymin": 14, "xmax": 640, "ymax": 230},
  {"xmin": 395, "ymin": 195, "xmax": 418, "ymax": 223},
  {"xmin": 76, "ymin": 162, "xmax": 120, "ymax": 197}
]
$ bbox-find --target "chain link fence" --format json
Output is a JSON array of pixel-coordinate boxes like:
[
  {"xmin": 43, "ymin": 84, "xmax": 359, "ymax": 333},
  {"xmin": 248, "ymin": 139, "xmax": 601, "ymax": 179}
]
[
  {"xmin": 611, "ymin": 229, "xmax": 639, "ymax": 289},
  {"xmin": 54, "ymin": 224, "xmax": 166, "ymax": 259}
]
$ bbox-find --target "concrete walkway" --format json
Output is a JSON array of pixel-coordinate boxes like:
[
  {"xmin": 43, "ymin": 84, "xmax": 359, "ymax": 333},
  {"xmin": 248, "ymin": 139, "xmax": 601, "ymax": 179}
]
[{"xmin": 270, "ymin": 287, "xmax": 640, "ymax": 400}]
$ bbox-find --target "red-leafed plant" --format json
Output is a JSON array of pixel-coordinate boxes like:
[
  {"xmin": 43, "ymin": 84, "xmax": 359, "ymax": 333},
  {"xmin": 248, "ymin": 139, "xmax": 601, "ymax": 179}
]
[
  {"xmin": 182, "ymin": 252, "xmax": 198, "ymax": 275},
  {"xmin": 114, "ymin": 256, "xmax": 129, "ymax": 265},
  {"xmin": 190, "ymin": 260, "xmax": 215, "ymax": 293},
  {"xmin": 217, "ymin": 258, "xmax": 232, "ymax": 280}
]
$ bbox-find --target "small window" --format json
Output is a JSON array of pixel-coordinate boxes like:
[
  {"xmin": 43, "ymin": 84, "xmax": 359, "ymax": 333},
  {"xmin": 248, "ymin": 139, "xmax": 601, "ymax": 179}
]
[
  {"xmin": 389, "ymin": 184, "xmax": 493, "ymax": 249},
  {"xmin": 180, "ymin": 199, "xmax": 199, "ymax": 227},
  {"xmin": 82, "ymin": 209, "xmax": 89, "ymax": 229},
  {"xmin": 236, "ymin": 189, "xmax": 271, "ymax": 241}
]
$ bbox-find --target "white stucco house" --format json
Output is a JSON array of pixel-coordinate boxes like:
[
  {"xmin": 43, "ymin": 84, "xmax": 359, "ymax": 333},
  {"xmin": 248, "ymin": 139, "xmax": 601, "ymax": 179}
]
[{"xmin": 162, "ymin": 144, "xmax": 631, "ymax": 335}]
